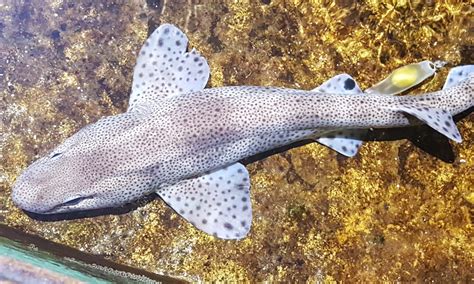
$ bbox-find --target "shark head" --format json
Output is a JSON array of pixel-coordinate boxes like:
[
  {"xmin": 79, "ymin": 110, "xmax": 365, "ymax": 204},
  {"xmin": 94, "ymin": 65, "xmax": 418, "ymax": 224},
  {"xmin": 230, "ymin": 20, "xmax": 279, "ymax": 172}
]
[
  {"xmin": 11, "ymin": 117, "xmax": 150, "ymax": 214},
  {"xmin": 12, "ymin": 126, "xmax": 106, "ymax": 214}
]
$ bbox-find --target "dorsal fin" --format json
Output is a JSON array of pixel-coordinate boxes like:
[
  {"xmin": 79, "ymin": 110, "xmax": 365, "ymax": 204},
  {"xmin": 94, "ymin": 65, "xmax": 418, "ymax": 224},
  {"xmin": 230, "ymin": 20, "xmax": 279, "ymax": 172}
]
[
  {"xmin": 128, "ymin": 24, "xmax": 210, "ymax": 112},
  {"xmin": 312, "ymin": 73, "xmax": 363, "ymax": 94}
]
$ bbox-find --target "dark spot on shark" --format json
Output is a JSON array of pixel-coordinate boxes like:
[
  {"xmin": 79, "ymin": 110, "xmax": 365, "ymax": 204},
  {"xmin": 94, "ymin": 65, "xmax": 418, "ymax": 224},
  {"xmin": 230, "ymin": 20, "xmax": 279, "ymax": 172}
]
[
  {"xmin": 50, "ymin": 30, "xmax": 60, "ymax": 41},
  {"xmin": 344, "ymin": 78, "xmax": 356, "ymax": 90}
]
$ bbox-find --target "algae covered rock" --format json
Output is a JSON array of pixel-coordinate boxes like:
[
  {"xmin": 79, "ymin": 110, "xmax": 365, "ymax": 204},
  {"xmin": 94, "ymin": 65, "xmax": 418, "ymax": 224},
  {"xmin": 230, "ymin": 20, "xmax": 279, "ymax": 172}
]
[{"xmin": 0, "ymin": 0, "xmax": 472, "ymax": 282}]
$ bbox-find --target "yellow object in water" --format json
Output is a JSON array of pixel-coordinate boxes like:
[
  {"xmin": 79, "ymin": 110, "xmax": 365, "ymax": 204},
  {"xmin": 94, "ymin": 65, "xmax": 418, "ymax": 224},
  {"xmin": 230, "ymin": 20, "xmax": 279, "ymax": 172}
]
[
  {"xmin": 365, "ymin": 61, "xmax": 437, "ymax": 95},
  {"xmin": 390, "ymin": 65, "xmax": 420, "ymax": 88}
]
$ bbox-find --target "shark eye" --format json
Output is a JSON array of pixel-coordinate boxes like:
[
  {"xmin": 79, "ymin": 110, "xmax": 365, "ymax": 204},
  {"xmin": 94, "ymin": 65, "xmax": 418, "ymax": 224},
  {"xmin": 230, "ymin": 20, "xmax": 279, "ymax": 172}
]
[
  {"xmin": 51, "ymin": 152, "xmax": 62, "ymax": 159},
  {"xmin": 62, "ymin": 196, "xmax": 87, "ymax": 206}
]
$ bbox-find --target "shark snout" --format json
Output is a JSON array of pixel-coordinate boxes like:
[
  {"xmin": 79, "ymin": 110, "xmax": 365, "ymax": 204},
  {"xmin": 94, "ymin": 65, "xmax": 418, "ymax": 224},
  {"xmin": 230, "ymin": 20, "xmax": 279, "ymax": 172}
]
[
  {"xmin": 11, "ymin": 173, "xmax": 58, "ymax": 214},
  {"xmin": 11, "ymin": 181, "xmax": 37, "ymax": 213}
]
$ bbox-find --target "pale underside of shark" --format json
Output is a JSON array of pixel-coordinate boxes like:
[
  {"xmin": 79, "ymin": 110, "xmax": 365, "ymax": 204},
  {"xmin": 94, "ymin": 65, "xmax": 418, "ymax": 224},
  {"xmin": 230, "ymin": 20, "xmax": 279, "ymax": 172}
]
[{"xmin": 12, "ymin": 24, "xmax": 474, "ymax": 239}]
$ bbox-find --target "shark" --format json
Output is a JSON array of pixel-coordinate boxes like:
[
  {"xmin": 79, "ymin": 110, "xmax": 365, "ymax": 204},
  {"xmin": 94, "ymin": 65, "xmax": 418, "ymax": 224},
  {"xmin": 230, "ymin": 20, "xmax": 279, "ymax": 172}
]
[{"xmin": 12, "ymin": 24, "xmax": 474, "ymax": 239}]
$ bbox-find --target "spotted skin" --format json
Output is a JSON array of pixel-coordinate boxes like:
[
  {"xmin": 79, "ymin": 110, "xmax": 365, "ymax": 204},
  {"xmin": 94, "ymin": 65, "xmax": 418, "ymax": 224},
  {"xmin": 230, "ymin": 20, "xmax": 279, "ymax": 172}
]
[
  {"xmin": 157, "ymin": 163, "xmax": 252, "ymax": 239},
  {"xmin": 311, "ymin": 73, "xmax": 366, "ymax": 156},
  {"xmin": 11, "ymin": 24, "xmax": 474, "ymax": 239}
]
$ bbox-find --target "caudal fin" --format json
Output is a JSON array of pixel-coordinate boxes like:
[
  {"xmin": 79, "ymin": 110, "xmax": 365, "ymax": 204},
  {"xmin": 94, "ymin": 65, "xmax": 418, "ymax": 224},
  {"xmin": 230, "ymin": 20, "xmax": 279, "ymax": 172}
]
[
  {"xmin": 395, "ymin": 104, "xmax": 462, "ymax": 143},
  {"xmin": 443, "ymin": 65, "xmax": 474, "ymax": 90},
  {"xmin": 393, "ymin": 65, "xmax": 474, "ymax": 143}
]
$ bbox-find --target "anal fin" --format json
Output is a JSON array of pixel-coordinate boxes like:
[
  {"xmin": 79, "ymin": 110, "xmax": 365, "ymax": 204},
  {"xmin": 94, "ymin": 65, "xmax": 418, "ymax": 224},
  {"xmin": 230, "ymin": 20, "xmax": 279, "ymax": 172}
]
[{"xmin": 156, "ymin": 163, "xmax": 251, "ymax": 240}]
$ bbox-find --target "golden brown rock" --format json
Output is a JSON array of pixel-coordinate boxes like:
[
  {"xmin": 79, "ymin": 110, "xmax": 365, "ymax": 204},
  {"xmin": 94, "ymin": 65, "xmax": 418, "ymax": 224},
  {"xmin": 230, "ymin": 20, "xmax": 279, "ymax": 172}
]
[{"xmin": 0, "ymin": 0, "xmax": 472, "ymax": 282}]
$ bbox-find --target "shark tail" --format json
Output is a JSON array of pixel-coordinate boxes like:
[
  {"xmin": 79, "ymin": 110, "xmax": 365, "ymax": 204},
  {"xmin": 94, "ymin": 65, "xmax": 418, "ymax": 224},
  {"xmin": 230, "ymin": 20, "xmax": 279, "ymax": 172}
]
[
  {"xmin": 310, "ymin": 64, "xmax": 473, "ymax": 155},
  {"xmin": 392, "ymin": 65, "xmax": 474, "ymax": 143},
  {"xmin": 391, "ymin": 103, "xmax": 462, "ymax": 143}
]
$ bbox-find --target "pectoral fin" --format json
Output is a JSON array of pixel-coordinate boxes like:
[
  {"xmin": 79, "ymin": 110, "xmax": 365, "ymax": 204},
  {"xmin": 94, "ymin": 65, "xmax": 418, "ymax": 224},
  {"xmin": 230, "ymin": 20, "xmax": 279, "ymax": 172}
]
[{"xmin": 156, "ymin": 163, "xmax": 251, "ymax": 240}]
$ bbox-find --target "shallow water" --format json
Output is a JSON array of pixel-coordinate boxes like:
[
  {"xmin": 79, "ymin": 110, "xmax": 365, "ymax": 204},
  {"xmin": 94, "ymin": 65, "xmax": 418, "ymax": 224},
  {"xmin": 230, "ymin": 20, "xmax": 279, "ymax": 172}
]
[
  {"xmin": 0, "ymin": 0, "xmax": 473, "ymax": 282},
  {"xmin": 0, "ymin": 224, "xmax": 180, "ymax": 283}
]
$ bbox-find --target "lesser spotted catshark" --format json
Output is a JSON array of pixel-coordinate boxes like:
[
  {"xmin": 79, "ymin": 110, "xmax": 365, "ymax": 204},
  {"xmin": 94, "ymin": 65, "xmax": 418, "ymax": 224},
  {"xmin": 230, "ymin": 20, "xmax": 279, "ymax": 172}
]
[{"xmin": 12, "ymin": 24, "xmax": 474, "ymax": 239}]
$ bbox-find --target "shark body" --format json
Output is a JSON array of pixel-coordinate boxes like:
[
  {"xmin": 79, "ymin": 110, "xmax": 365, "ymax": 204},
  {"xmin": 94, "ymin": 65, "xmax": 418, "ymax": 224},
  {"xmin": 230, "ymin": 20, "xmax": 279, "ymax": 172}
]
[{"xmin": 12, "ymin": 24, "xmax": 474, "ymax": 239}]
